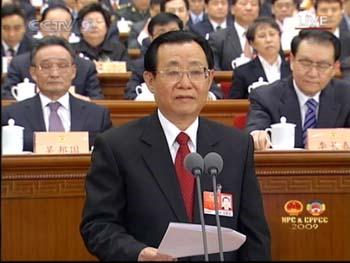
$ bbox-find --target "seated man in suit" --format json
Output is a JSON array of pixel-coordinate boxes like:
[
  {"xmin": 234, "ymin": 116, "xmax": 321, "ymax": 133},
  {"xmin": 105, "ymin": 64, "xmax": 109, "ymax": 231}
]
[
  {"xmin": 207, "ymin": 0, "xmax": 260, "ymax": 70},
  {"xmin": 315, "ymin": 0, "xmax": 350, "ymax": 78},
  {"xmin": 124, "ymin": 13, "xmax": 223, "ymax": 99},
  {"xmin": 246, "ymin": 29, "xmax": 350, "ymax": 150},
  {"xmin": 188, "ymin": 0, "xmax": 205, "ymax": 24},
  {"xmin": 2, "ymin": 3, "xmax": 103, "ymax": 100},
  {"xmin": 1, "ymin": 4, "xmax": 34, "ymax": 57},
  {"xmin": 80, "ymin": 30, "xmax": 270, "ymax": 261},
  {"xmin": 230, "ymin": 17, "xmax": 291, "ymax": 99},
  {"xmin": 189, "ymin": 0, "xmax": 234, "ymax": 39},
  {"xmin": 2, "ymin": 36, "xmax": 112, "ymax": 152}
]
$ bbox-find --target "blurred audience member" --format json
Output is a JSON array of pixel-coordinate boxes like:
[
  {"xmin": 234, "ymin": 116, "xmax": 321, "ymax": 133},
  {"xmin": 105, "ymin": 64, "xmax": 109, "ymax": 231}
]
[
  {"xmin": 73, "ymin": 3, "xmax": 129, "ymax": 63},
  {"xmin": 208, "ymin": 0, "xmax": 260, "ymax": 70},
  {"xmin": 272, "ymin": 0, "xmax": 297, "ymax": 31},
  {"xmin": 230, "ymin": 17, "xmax": 291, "ymax": 99},
  {"xmin": 161, "ymin": 0, "xmax": 190, "ymax": 26},
  {"xmin": 116, "ymin": 0, "xmax": 151, "ymax": 23},
  {"xmin": 188, "ymin": 0, "xmax": 205, "ymax": 24},
  {"xmin": 189, "ymin": 0, "xmax": 234, "ymax": 38},
  {"xmin": 1, "ymin": 4, "xmax": 34, "ymax": 57},
  {"xmin": 127, "ymin": 0, "xmax": 163, "ymax": 49}
]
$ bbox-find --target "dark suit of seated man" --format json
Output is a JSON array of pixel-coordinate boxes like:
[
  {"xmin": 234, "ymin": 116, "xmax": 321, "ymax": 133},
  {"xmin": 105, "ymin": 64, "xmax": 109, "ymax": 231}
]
[
  {"xmin": 125, "ymin": 13, "xmax": 223, "ymax": 100},
  {"xmin": 1, "ymin": 36, "xmax": 112, "ymax": 152},
  {"xmin": 81, "ymin": 30, "xmax": 270, "ymax": 261},
  {"xmin": 246, "ymin": 29, "xmax": 350, "ymax": 150}
]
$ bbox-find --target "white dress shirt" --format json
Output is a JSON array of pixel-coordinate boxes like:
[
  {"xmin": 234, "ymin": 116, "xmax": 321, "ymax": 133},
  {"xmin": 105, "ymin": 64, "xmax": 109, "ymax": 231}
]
[
  {"xmin": 210, "ymin": 19, "xmax": 227, "ymax": 31},
  {"xmin": 39, "ymin": 92, "xmax": 71, "ymax": 132},
  {"xmin": 258, "ymin": 55, "xmax": 282, "ymax": 83},
  {"xmin": 234, "ymin": 21, "xmax": 250, "ymax": 53},
  {"xmin": 293, "ymin": 80, "xmax": 320, "ymax": 128},
  {"xmin": 2, "ymin": 41, "xmax": 19, "ymax": 56},
  {"xmin": 158, "ymin": 109, "xmax": 198, "ymax": 163}
]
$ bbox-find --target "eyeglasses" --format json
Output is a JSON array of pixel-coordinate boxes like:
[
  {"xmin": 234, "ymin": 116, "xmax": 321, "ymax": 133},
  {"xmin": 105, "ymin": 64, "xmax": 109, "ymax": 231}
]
[
  {"xmin": 156, "ymin": 66, "xmax": 211, "ymax": 83},
  {"xmin": 296, "ymin": 59, "xmax": 333, "ymax": 73},
  {"xmin": 35, "ymin": 60, "xmax": 73, "ymax": 74}
]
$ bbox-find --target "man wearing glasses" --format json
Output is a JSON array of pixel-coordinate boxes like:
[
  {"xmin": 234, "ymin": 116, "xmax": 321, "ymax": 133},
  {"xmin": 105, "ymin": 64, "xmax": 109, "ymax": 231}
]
[
  {"xmin": 81, "ymin": 30, "xmax": 271, "ymax": 261},
  {"xmin": 246, "ymin": 29, "xmax": 350, "ymax": 150},
  {"xmin": 2, "ymin": 36, "xmax": 112, "ymax": 152}
]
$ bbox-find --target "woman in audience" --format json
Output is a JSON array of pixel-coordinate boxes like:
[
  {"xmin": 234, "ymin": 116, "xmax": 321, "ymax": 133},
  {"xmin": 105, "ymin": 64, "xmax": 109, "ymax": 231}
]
[
  {"xmin": 230, "ymin": 16, "xmax": 291, "ymax": 99},
  {"xmin": 74, "ymin": 2, "xmax": 129, "ymax": 64}
]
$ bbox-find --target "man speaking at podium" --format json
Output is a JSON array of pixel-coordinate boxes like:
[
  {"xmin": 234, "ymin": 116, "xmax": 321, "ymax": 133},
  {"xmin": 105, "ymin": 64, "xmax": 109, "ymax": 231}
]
[{"xmin": 80, "ymin": 30, "xmax": 271, "ymax": 261}]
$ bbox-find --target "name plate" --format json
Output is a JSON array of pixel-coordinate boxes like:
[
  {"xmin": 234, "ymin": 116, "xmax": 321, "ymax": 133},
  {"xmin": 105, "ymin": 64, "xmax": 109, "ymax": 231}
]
[
  {"xmin": 96, "ymin": 61, "xmax": 127, "ymax": 73},
  {"xmin": 34, "ymin": 132, "xmax": 89, "ymax": 154},
  {"xmin": 306, "ymin": 128, "xmax": 350, "ymax": 150}
]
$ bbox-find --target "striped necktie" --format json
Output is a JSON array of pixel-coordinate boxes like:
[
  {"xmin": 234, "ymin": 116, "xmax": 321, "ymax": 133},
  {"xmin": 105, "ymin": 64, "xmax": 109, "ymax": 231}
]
[{"xmin": 302, "ymin": 98, "xmax": 318, "ymax": 147}]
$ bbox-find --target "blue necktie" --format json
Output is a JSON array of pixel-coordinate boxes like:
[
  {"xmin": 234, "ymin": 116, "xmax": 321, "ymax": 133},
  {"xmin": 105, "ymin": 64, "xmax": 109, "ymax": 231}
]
[{"xmin": 302, "ymin": 98, "xmax": 318, "ymax": 147}]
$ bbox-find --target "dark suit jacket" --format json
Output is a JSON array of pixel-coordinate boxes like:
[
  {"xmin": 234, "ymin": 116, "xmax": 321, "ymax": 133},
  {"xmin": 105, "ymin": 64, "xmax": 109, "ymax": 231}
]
[
  {"xmin": 124, "ymin": 57, "xmax": 224, "ymax": 100},
  {"xmin": 339, "ymin": 30, "xmax": 350, "ymax": 78},
  {"xmin": 230, "ymin": 56, "xmax": 291, "ymax": 99},
  {"xmin": 1, "ymin": 94, "xmax": 112, "ymax": 151},
  {"xmin": 189, "ymin": 15, "xmax": 235, "ymax": 39},
  {"xmin": 72, "ymin": 38, "xmax": 129, "ymax": 64},
  {"xmin": 1, "ymin": 34, "xmax": 35, "ymax": 57},
  {"xmin": 2, "ymin": 52, "xmax": 103, "ymax": 99},
  {"xmin": 207, "ymin": 25, "xmax": 243, "ymax": 70},
  {"xmin": 246, "ymin": 77, "xmax": 350, "ymax": 148},
  {"xmin": 80, "ymin": 112, "xmax": 271, "ymax": 261},
  {"xmin": 127, "ymin": 18, "xmax": 148, "ymax": 49}
]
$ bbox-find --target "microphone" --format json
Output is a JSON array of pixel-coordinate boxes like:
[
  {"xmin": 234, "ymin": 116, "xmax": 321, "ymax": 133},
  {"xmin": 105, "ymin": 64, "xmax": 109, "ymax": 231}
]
[
  {"xmin": 184, "ymin": 152, "xmax": 209, "ymax": 262},
  {"xmin": 204, "ymin": 152, "xmax": 224, "ymax": 262}
]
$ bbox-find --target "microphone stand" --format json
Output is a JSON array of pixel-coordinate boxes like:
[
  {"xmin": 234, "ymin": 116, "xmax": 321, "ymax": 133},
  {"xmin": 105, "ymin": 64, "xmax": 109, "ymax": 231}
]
[
  {"xmin": 194, "ymin": 170, "xmax": 209, "ymax": 262},
  {"xmin": 211, "ymin": 169, "xmax": 224, "ymax": 262}
]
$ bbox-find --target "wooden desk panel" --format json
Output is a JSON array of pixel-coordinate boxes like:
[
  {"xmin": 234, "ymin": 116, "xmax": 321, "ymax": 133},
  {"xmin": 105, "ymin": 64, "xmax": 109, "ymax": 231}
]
[
  {"xmin": 2, "ymin": 151, "xmax": 350, "ymax": 260},
  {"xmin": 1, "ymin": 99, "xmax": 250, "ymax": 128}
]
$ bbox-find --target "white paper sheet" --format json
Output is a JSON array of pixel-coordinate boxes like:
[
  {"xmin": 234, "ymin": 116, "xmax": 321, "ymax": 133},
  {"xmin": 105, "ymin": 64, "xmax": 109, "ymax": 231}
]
[{"xmin": 158, "ymin": 222, "xmax": 246, "ymax": 258}]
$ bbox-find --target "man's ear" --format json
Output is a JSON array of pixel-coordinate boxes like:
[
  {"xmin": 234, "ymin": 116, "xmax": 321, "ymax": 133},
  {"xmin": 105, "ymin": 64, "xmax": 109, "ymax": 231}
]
[
  {"xmin": 143, "ymin": 71, "xmax": 156, "ymax": 93},
  {"xmin": 289, "ymin": 53, "xmax": 295, "ymax": 72}
]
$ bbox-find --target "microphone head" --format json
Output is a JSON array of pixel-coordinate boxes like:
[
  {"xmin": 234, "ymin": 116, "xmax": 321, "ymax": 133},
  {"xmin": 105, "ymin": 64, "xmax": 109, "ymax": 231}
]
[
  {"xmin": 184, "ymin": 152, "xmax": 204, "ymax": 177},
  {"xmin": 204, "ymin": 152, "xmax": 223, "ymax": 176}
]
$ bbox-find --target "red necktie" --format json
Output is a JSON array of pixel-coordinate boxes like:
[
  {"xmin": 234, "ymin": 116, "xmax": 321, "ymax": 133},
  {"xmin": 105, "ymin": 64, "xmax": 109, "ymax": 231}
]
[{"xmin": 175, "ymin": 132, "xmax": 195, "ymax": 221}]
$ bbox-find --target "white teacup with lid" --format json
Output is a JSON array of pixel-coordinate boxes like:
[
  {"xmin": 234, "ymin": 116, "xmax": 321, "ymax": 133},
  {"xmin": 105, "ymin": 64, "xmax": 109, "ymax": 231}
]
[
  {"xmin": 11, "ymin": 78, "xmax": 36, "ymax": 101},
  {"xmin": 248, "ymin": 77, "xmax": 269, "ymax": 93},
  {"xmin": 135, "ymin": 83, "xmax": 155, "ymax": 101},
  {"xmin": 2, "ymin": 119, "xmax": 25, "ymax": 154},
  {"xmin": 265, "ymin": 116, "xmax": 296, "ymax": 149}
]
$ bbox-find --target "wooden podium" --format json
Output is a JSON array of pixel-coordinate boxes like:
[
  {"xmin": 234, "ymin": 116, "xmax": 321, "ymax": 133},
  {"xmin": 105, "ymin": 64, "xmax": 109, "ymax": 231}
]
[{"xmin": 2, "ymin": 151, "xmax": 350, "ymax": 260}]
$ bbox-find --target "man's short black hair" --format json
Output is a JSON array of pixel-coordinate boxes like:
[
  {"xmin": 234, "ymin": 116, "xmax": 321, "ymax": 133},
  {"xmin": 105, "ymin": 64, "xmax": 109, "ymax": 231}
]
[
  {"xmin": 40, "ymin": 3, "xmax": 74, "ymax": 23},
  {"xmin": 144, "ymin": 30, "xmax": 214, "ymax": 72},
  {"xmin": 30, "ymin": 36, "xmax": 75, "ymax": 65},
  {"xmin": 1, "ymin": 4, "xmax": 26, "ymax": 21},
  {"xmin": 291, "ymin": 29, "xmax": 341, "ymax": 61},
  {"xmin": 246, "ymin": 16, "xmax": 281, "ymax": 44},
  {"xmin": 77, "ymin": 2, "xmax": 111, "ymax": 31},
  {"xmin": 148, "ymin": 12, "xmax": 184, "ymax": 36}
]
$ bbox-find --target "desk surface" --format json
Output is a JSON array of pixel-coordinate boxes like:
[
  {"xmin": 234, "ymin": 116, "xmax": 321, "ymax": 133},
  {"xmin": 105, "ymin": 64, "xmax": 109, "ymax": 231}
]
[{"xmin": 2, "ymin": 151, "xmax": 350, "ymax": 260}]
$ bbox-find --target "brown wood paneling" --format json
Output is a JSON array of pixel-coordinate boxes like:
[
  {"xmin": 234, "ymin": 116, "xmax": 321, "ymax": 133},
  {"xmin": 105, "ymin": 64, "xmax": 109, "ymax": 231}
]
[{"xmin": 2, "ymin": 151, "xmax": 350, "ymax": 260}]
